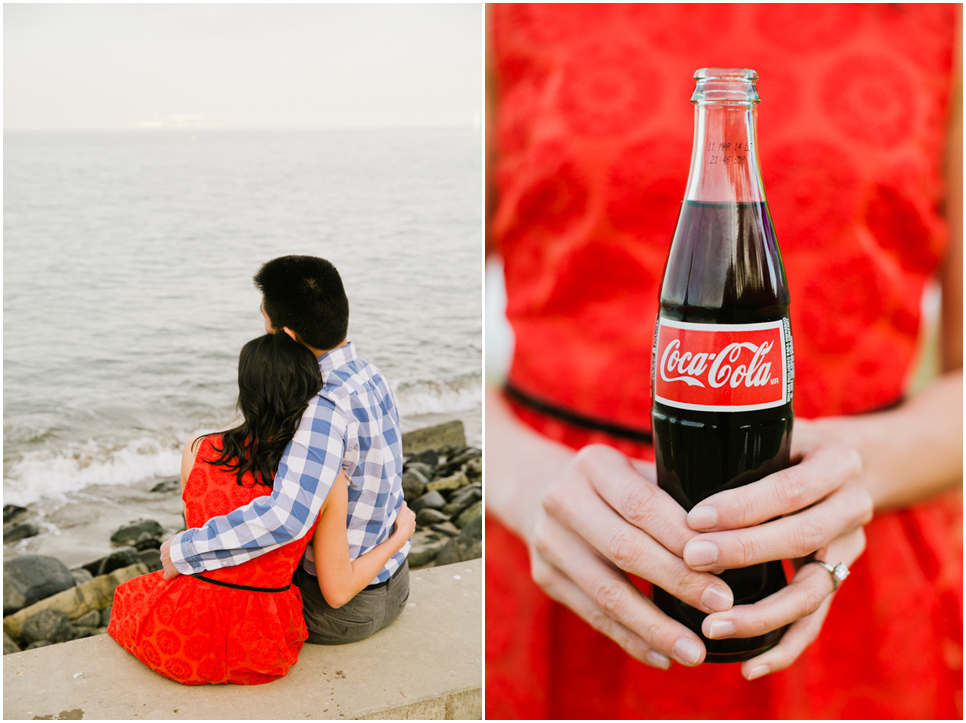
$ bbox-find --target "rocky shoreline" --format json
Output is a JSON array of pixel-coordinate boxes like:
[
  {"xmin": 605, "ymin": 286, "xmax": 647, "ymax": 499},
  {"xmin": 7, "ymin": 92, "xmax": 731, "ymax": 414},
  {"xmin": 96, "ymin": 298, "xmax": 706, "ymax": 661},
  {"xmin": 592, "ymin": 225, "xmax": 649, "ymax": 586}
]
[{"xmin": 3, "ymin": 420, "xmax": 482, "ymax": 656}]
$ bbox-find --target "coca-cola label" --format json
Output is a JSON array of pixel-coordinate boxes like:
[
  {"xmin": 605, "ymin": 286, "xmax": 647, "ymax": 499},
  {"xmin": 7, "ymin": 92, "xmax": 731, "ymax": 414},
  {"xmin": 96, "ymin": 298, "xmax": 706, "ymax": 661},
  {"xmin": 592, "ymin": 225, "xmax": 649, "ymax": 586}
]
[{"xmin": 653, "ymin": 317, "xmax": 792, "ymax": 412}]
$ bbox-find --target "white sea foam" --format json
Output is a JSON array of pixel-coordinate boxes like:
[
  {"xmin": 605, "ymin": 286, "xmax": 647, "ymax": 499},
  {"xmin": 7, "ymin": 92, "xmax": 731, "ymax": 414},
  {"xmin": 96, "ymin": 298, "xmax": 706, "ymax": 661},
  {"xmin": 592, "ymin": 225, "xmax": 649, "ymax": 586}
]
[
  {"xmin": 393, "ymin": 375, "xmax": 482, "ymax": 418},
  {"xmin": 3, "ymin": 438, "xmax": 182, "ymax": 507}
]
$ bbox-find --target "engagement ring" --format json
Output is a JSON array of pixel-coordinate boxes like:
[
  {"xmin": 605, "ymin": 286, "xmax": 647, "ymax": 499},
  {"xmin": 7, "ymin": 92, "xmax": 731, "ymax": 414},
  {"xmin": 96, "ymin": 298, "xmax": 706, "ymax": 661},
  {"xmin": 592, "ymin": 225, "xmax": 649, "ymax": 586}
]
[{"xmin": 805, "ymin": 560, "xmax": 850, "ymax": 591}]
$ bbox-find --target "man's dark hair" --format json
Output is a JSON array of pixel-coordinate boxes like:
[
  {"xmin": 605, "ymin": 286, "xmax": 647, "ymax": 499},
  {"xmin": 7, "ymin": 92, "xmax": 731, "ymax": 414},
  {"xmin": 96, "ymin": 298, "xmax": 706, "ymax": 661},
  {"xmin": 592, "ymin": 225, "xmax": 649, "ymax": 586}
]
[{"xmin": 254, "ymin": 255, "xmax": 349, "ymax": 351}]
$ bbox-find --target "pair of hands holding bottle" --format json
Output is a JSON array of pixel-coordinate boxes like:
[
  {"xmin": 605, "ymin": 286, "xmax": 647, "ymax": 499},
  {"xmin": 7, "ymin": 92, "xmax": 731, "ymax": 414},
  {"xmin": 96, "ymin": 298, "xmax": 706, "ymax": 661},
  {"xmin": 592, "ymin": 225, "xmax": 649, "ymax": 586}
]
[{"xmin": 528, "ymin": 418, "xmax": 873, "ymax": 680}]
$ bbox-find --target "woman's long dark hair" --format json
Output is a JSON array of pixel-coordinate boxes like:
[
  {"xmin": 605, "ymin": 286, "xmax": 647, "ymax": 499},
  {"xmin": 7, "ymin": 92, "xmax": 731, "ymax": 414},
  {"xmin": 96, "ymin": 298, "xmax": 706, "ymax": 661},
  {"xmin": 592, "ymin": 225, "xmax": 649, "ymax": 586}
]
[{"xmin": 203, "ymin": 332, "xmax": 322, "ymax": 487}]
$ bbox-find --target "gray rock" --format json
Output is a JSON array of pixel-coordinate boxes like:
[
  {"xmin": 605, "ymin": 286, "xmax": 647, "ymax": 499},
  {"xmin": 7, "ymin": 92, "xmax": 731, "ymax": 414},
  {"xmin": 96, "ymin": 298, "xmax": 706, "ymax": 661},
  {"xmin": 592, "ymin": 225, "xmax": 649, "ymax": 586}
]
[
  {"xmin": 73, "ymin": 610, "xmax": 101, "ymax": 628},
  {"xmin": 404, "ymin": 466, "xmax": 430, "ymax": 484},
  {"xmin": 401, "ymin": 420, "xmax": 465, "ymax": 454},
  {"xmin": 407, "ymin": 540, "xmax": 448, "ymax": 568},
  {"xmin": 462, "ymin": 456, "xmax": 483, "ymax": 482},
  {"xmin": 3, "ymin": 521, "xmax": 40, "ymax": 543},
  {"xmin": 442, "ymin": 484, "xmax": 482, "ymax": 517},
  {"xmin": 455, "ymin": 500, "xmax": 483, "ymax": 529},
  {"xmin": 429, "ymin": 521, "xmax": 461, "ymax": 538},
  {"xmin": 401, "ymin": 471, "xmax": 427, "ymax": 501},
  {"xmin": 110, "ymin": 519, "xmax": 164, "ymax": 547},
  {"xmin": 433, "ymin": 539, "xmax": 462, "ymax": 567},
  {"xmin": 448, "ymin": 447, "xmax": 482, "ymax": 468},
  {"xmin": 434, "ymin": 515, "xmax": 483, "ymax": 566},
  {"xmin": 436, "ymin": 446, "xmax": 480, "ymax": 477},
  {"xmin": 410, "ymin": 449, "xmax": 439, "ymax": 467},
  {"xmin": 21, "ymin": 609, "xmax": 71, "ymax": 645},
  {"xmin": 415, "ymin": 508, "xmax": 450, "ymax": 527},
  {"xmin": 150, "ymin": 477, "xmax": 181, "ymax": 494},
  {"xmin": 4, "ymin": 556, "xmax": 76, "ymax": 615},
  {"xmin": 70, "ymin": 569, "xmax": 94, "ymax": 586},
  {"xmin": 96, "ymin": 547, "xmax": 141, "ymax": 576},
  {"xmin": 94, "ymin": 627, "xmax": 109, "ymax": 636},
  {"xmin": 100, "ymin": 605, "xmax": 112, "ymax": 628},
  {"xmin": 3, "ymin": 572, "xmax": 27, "ymax": 617},
  {"xmin": 3, "ymin": 505, "xmax": 28, "ymax": 525},
  {"xmin": 404, "ymin": 462, "xmax": 436, "ymax": 482},
  {"xmin": 24, "ymin": 640, "xmax": 55, "ymax": 650},
  {"xmin": 460, "ymin": 513, "xmax": 483, "ymax": 544},
  {"xmin": 138, "ymin": 548, "xmax": 162, "ymax": 572},
  {"xmin": 3, "ymin": 632, "xmax": 21, "ymax": 655},
  {"xmin": 3, "ymin": 563, "xmax": 148, "ymax": 641},
  {"xmin": 410, "ymin": 490, "xmax": 446, "ymax": 514},
  {"xmin": 67, "ymin": 627, "xmax": 94, "ymax": 641}
]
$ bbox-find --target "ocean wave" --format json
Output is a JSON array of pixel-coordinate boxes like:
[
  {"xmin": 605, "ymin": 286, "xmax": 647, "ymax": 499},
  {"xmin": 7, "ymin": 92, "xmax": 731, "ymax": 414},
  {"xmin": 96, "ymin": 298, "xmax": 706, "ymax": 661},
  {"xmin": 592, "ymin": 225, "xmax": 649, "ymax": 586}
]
[
  {"xmin": 3, "ymin": 378, "xmax": 480, "ymax": 507},
  {"xmin": 393, "ymin": 375, "xmax": 482, "ymax": 417},
  {"xmin": 3, "ymin": 438, "xmax": 182, "ymax": 507}
]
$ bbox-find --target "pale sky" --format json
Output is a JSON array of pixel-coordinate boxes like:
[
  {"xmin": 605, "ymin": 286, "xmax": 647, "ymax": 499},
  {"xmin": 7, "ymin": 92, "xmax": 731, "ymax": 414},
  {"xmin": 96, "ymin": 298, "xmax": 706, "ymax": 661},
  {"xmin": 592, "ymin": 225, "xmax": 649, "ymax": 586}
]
[{"xmin": 4, "ymin": 3, "xmax": 482, "ymax": 130}]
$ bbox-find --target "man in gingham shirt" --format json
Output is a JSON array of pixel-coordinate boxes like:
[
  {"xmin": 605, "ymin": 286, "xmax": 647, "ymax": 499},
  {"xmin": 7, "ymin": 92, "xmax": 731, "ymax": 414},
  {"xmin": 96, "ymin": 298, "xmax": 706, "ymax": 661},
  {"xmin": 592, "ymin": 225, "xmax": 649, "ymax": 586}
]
[{"xmin": 160, "ymin": 255, "xmax": 412, "ymax": 644}]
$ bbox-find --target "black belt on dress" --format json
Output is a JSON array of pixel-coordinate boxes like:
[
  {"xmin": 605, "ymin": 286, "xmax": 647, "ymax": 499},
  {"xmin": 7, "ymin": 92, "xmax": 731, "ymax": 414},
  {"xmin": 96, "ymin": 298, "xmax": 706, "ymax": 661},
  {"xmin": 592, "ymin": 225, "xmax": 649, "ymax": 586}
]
[
  {"xmin": 192, "ymin": 573, "xmax": 291, "ymax": 593},
  {"xmin": 505, "ymin": 379, "xmax": 906, "ymax": 442},
  {"xmin": 504, "ymin": 379, "xmax": 654, "ymax": 444}
]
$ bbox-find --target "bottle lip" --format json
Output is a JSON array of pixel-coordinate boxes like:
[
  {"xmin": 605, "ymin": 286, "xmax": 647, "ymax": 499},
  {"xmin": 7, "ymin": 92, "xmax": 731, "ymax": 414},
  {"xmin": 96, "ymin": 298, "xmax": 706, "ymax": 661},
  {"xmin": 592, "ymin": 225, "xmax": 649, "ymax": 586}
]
[
  {"xmin": 692, "ymin": 68, "xmax": 760, "ymax": 105},
  {"xmin": 694, "ymin": 68, "xmax": 758, "ymax": 81}
]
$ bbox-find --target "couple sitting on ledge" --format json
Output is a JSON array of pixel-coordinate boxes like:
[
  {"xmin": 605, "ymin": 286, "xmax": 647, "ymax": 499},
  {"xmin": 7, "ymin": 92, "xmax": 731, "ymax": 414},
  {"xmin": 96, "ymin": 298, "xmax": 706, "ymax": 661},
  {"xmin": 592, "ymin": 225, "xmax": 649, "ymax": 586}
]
[{"xmin": 107, "ymin": 255, "xmax": 416, "ymax": 685}]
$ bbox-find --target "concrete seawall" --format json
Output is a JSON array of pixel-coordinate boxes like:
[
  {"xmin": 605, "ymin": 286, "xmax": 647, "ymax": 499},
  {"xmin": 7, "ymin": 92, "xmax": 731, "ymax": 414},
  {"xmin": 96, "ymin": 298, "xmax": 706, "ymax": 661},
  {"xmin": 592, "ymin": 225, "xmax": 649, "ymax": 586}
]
[{"xmin": 3, "ymin": 559, "xmax": 481, "ymax": 720}]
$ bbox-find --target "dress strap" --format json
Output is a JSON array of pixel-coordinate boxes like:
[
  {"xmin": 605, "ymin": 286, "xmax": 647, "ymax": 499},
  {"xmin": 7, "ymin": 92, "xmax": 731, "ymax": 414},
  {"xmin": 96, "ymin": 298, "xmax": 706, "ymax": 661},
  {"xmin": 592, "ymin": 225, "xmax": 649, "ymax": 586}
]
[{"xmin": 192, "ymin": 573, "xmax": 290, "ymax": 593}]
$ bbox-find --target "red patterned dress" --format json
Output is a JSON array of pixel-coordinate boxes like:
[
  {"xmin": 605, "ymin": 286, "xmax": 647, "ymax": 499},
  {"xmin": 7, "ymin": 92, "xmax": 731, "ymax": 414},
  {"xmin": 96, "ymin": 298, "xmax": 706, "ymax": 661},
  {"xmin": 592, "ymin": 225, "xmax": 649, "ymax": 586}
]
[
  {"xmin": 109, "ymin": 436, "xmax": 318, "ymax": 685},
  {"xmin": 487, "ymin": 4, "xmax": 961, "ymax": 719}
]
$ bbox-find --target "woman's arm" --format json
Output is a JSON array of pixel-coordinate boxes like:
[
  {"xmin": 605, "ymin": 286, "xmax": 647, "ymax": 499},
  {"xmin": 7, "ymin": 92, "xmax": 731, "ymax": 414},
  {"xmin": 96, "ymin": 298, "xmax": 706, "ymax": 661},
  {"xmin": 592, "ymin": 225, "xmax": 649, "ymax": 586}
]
[{"xmin": 312, "ymin": 472, "xmax": 416, "ymax": 609}]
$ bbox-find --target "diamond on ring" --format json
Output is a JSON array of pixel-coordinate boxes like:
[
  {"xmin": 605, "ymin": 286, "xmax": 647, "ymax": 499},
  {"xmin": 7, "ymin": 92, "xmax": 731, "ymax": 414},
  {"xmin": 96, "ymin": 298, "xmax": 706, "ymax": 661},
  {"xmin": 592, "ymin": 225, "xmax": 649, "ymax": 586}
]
[
  {"xmin": 805, "ymin": 559, "xmax": 850, "ymax": 591},
  {"xmin": 832, "ymin": 562, "xmax": 850, "ymax": 584}
]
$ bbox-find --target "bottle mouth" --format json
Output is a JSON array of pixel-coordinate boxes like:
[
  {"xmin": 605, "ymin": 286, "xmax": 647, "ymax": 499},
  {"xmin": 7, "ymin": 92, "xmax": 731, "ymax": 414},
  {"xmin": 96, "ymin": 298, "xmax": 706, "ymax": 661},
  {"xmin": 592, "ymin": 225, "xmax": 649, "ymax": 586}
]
[{"xmin": 692, "ymin": 68, "xmax": 760, "ymax": 105}]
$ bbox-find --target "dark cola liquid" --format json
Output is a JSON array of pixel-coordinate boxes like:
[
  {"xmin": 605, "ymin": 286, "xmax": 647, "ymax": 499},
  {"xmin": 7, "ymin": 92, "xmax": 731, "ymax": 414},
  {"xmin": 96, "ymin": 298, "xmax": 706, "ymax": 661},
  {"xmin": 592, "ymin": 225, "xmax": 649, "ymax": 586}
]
[{"xmin": 652, "ymin": 200, "xmax": 793, "ymax": 663}]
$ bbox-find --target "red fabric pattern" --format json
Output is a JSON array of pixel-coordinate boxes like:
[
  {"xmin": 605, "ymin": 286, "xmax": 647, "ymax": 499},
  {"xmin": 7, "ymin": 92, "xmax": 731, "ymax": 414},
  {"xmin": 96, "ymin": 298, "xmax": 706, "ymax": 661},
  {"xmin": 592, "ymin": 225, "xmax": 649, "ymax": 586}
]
[
  {"xmin": 487, "ymin": 4, "xmax": 961, "ymax": 719},
  {"xmin": 108, "ymin": 436, "xmax": 318, "ymax": 685}
]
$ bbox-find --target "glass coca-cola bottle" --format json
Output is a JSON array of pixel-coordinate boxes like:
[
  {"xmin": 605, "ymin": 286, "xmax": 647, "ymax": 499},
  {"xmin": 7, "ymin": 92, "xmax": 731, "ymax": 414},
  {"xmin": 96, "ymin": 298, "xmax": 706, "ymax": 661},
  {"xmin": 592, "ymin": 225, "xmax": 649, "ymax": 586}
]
[{"xmin": 651, "ymin": 68, "xmax": 794, "ymax": 663}]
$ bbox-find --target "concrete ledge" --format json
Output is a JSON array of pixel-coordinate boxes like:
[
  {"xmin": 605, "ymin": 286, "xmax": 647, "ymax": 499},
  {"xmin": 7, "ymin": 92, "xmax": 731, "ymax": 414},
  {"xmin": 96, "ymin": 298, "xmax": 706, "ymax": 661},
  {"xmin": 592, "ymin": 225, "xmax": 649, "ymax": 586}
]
[{"xmin": 3, "ymin": 560, "xmax": 481, "ymax": 720}]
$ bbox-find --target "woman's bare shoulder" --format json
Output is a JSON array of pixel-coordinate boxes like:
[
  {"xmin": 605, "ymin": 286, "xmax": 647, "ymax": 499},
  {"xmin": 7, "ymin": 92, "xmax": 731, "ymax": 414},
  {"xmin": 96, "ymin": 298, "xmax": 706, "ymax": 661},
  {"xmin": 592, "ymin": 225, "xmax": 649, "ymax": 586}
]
[{"xmin": 180, "ymin": 435, "xmax": 207, "ymax": 489}]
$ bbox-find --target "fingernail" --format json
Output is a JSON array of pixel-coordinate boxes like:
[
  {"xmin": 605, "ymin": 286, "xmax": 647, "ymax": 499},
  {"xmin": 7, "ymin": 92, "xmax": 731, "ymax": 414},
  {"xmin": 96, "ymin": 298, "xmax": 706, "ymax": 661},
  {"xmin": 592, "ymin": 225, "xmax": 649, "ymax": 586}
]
[
  {"xmin": 708, "ymin": 619, "xmax": 736, "ymax": 639},
  {"xmin": 685, "ymin": 540, "xmax": 718, "ymax": 567},
  {"xmin": 746, "ymin": 664, "xmax": 769, "ymax": 680},
  {"xmin": 672, "ymin": 637, "xmax": 702, "ymax": 666},
  {"xmin": 702, "ymin": 584, "xmax": 733, "ymax": 612},
  {"xmin": 688, "ymin": 505, "xmax": 718, "ymax": 530},
  {"xmin": 645, "ymin": 650, "xmax": 671, "ymax": 670}
]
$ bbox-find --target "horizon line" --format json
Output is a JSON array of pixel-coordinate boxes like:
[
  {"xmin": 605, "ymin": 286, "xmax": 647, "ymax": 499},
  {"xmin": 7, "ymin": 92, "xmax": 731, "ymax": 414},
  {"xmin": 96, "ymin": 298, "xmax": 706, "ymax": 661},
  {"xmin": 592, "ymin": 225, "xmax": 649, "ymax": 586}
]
[{"xmin": 4, "ymin": 123, "xmax": 481, "ymax": 133}]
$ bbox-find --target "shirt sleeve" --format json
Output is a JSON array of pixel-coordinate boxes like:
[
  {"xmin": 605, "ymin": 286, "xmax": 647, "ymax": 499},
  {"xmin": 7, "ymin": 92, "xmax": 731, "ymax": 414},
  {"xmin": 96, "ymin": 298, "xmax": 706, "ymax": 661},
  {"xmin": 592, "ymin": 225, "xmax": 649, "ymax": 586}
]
[{"xmin": 168, "ymin": 394, "xmax": 348, "ymax": 575}]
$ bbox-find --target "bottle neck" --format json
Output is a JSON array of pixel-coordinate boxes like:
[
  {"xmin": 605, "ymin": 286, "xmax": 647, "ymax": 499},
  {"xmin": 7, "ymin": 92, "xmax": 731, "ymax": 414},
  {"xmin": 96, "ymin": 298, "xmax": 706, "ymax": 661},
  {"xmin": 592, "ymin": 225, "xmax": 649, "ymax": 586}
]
[{"xmin": 684, "ymin": 103, "xmax": 766, "ymax": 204}]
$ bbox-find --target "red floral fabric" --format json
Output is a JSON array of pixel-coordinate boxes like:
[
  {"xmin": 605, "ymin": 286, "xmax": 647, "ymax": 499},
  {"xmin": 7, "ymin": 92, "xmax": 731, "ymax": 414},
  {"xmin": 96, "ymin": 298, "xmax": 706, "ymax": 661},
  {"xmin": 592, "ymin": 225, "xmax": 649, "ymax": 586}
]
[
  {"xmin": 108, "ymin": 436, "xmax": 318, "ymax": 685},
  {"xmin": 487, "ymin": 4, "xmax": 962, "ymax": 719}
]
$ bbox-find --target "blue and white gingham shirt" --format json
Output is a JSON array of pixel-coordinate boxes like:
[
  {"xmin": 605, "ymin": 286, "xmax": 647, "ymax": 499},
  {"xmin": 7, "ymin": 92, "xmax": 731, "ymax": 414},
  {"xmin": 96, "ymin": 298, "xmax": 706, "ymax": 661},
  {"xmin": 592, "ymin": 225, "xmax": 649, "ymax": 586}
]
[{"xmin": 169, "ymin": 342, "xmax": 410, "ymax": 584}]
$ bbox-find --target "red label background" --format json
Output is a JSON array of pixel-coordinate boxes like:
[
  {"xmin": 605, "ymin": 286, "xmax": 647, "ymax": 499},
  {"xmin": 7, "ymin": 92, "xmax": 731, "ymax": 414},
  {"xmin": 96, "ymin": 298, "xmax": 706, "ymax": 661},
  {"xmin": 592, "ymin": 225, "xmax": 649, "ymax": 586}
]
[{"xmin": 654, "ymin": 322, "xmax": 786, "ymax": 409}]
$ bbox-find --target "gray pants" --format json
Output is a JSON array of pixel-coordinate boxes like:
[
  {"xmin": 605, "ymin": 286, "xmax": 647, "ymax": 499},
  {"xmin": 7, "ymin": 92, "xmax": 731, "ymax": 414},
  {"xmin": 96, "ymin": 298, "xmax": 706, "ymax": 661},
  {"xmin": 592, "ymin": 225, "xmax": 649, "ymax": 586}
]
[{"xmin": 293, "ymin": 561, "xmax": 410, "ymax": 645}]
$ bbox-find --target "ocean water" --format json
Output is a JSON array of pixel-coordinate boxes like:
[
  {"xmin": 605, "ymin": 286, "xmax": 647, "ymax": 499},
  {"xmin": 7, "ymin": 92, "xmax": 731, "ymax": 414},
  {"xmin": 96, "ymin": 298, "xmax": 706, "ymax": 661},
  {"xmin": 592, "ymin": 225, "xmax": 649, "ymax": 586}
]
[{"xmin": 4, "ymin": 129, "xmax": 482, "ymax": 507}]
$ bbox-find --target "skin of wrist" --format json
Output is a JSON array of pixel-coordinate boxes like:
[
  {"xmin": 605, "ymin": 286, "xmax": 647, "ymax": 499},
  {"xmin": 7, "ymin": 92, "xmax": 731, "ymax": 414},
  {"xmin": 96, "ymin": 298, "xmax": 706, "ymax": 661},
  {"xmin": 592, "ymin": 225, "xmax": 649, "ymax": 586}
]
[{"xmin": 804, "ymin": 415, "xmax": 890, "ymax": 509}]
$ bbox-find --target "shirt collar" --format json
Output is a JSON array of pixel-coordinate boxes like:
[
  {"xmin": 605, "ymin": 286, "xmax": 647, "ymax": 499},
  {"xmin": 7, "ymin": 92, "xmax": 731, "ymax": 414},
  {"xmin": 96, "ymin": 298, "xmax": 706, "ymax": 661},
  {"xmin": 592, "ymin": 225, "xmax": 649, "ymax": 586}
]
[{"xmin": 317, "ymin": 341, "xmax": 356, "ymax": 373}]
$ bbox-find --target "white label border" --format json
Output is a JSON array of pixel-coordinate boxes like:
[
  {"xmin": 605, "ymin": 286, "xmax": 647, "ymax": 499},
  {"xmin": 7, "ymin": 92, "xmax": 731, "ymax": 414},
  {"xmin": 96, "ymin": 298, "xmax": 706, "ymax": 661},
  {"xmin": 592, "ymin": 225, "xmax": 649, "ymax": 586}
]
[{"xmin": 654, "ymin": 317, "xmax": 789, "ymax": 412}]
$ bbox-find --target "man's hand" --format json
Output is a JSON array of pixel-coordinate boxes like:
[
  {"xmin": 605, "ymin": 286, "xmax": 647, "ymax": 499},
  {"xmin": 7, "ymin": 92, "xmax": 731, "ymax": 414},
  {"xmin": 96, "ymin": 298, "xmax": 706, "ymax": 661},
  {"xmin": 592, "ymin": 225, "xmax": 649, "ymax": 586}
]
[{"xmin": 159, "ymin": 536, "xmax": 183, "ymax": 580}]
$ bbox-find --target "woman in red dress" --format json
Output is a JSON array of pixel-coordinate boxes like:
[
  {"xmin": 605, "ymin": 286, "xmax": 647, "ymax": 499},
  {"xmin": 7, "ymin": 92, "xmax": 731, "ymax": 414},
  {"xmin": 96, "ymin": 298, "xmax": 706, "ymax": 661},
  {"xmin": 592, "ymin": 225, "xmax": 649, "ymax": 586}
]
[
  {"xmin": 109, "ymin": 332, "xmax": 415, "ymax": 685},
  {"xmin": 485, "ymin": 4, "xmax": 962, "ymax": 719}
]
